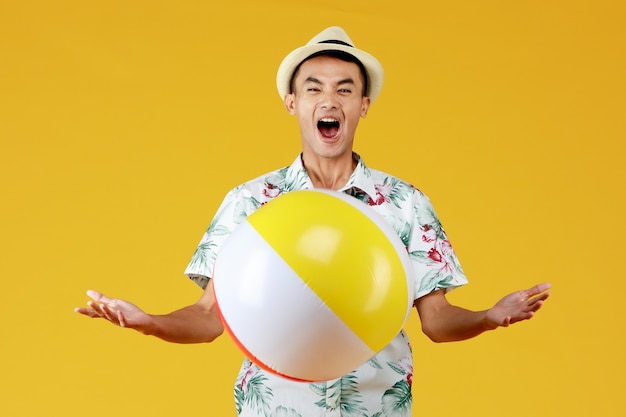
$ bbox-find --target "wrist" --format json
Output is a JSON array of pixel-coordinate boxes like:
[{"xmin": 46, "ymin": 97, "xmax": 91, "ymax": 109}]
[
  {"xmin": 483, "ymin": 310, "xmax": 500, "ymax": 331},
  {"xmin": 137, "ymin": 315, "xmax": 158, "ymax": 336}
]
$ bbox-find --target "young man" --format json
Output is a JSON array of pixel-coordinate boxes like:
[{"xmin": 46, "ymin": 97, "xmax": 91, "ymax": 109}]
[{"xmin": 76, "ymin": 27, "xmax": 551, "ymax": 417}]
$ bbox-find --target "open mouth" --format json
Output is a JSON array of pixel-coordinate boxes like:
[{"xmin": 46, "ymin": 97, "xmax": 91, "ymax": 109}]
[{"xmin": 317, "ymin": 118, "xmax": 340, "ymax": 139}]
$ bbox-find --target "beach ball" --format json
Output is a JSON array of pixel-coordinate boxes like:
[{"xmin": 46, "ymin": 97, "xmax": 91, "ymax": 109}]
[{"xmin": 211, "ymin": 189, "xmax": 414, "ymax": 382}]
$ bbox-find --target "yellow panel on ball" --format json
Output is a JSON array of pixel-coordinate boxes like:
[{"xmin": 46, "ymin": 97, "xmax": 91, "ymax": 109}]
[{"xmin": 247, "ymin": 189, "xmax": 412, "ymax": 353}]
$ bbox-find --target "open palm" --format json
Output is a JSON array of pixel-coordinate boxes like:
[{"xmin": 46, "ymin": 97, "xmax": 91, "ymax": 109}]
[
  {"xmin": 486, "ymin": 283, "xmax": 551, "ymax": 327},
  {"xmin": 74, "ymin": 289, "xmax": 152, "ymax": 331}
]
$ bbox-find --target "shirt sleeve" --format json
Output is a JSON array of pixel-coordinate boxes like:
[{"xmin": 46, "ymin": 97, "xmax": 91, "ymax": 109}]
[
  {"xmin": 408, "ymin": 191, "xmax": 468, "ymax": 299},
  {"xmin": 184, "ymin": 188, "xmax": 247, "ymax": 289}
]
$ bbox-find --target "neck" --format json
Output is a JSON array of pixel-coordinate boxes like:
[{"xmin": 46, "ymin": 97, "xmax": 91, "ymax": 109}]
[{"xmin": 302, "ymin": 152, "xmax": 357, "ymax": 191}]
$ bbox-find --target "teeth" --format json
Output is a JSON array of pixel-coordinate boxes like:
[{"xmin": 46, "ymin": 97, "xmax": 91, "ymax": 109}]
[{"xmin": 320, "ymin": 118, "xmax": 339, "ymax": 123}]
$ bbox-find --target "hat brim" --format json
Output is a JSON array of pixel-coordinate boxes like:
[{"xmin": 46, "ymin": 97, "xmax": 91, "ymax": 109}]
[{"xmin": 276, "ymin": 43, "xmax": 384, "ymax": 102}]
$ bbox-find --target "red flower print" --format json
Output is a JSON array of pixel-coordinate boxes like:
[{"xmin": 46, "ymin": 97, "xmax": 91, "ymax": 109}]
[
  {"xmin": 427, "ymin": 248, "xmax": 442, "ymax": 262},
  {"xmin": 440, "ymin": 239, "xmax": 454, "ymax": 257},
  {"xmin": 368, "ymin": 182, "xmax": 392, "ymax": 206},
  {"xmin": 368, "ymin": 193, "xmax": 387, "ymax": 206},
  {"xmin": 240, "ymin": 364, "xmax": 258, "ymax": 395},
  {"xmin": 396, "ymin": 355, "xmax": 414, "ymax": 386},
  {"xmin": 262, "ymin": 183, "xmax": 281, "ymax": 199},
  {"xmin": 428, "ymin": 240, "xmax": 455, "ymax": 275},
  {"xmin": 421, "ymin": 224, "xmax": 437, "ymax": 243}
]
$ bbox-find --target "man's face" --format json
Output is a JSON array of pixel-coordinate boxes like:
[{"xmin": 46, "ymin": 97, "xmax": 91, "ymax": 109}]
[{"xmin": 284, "ymin": 55, "xmax": 371, "ymax": 163}]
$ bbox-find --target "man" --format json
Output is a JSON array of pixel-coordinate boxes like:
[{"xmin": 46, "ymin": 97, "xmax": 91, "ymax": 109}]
[{"xmin": 75, "ymin": 27, "xmax": 551, "ymax": 417}]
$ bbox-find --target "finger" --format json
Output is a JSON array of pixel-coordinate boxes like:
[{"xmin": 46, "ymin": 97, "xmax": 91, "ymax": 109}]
[
  {"xmin": 74, "ymin": 307, "xmax": 100, "ymax": 318},
  {"xmin": 86, "ymin": 301, "xmax": 106, "ymax": 318},
  {"xmin": 528, "ymin": 298, "xmax": 548, "ymax": 313},
  {"xmin": 100, "ymin": 303, "xmax": 121, "ymax": 325},
  {"xmin": 527, "ymin": 292, "xmax": 550, "ymax": 309},
  {"xmin": 89, "ymin": 300, "xmax": 115, "ymax": 323},
  {"xmin": 117, "ymin": 310, "xmax": 127, "ymax": 328},
  {"xmin": 533, "ymin": 291, "xmax": 550, "ymax": 303},
  {"xmin": 86, "ymin": 289, "xmax": 113, "ymax": 304},
  {"xmin": 525, "ymin": 283, "xmax": 551, "ymax": 297},
  {"xmin": 530, "ymin": 300, "xmax": 544, "ymax": 313}
]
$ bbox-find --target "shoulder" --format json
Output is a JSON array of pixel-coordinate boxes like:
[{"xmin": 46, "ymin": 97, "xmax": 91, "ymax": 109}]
[
  {"xmin": 219, "ymin": 165, "xmax": 292, "ymax": 215},
  {"xmin": 227, "ymin": 165, "xmax": 290, "ymax": 196},
  {"xmin": 366, "ymin": 166, "xmax": 429, "ymax": 200}
]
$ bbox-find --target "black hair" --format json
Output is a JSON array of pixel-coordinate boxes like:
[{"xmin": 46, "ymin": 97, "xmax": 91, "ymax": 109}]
[{"xmin": 288, "ymin": 50, "xmax": 369, "ymax": 97}]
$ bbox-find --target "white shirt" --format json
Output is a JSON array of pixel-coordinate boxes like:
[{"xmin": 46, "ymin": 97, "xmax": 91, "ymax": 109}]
[{"xmin": 185, "ymin": 154, "xmax": 468, "ymax": 417}]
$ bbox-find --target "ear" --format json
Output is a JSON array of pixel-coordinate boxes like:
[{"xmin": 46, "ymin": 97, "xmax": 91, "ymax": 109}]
[
  {"xmin": 360, "ymin": 96, "xmax": 371, "ymax": 118},
  {"xmin": 283, "ymin": 93, "xmax": 296, "ymax": 115}
]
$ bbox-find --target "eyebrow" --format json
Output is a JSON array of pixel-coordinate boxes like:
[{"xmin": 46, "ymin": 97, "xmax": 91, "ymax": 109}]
[{"xmin": 304, "ymin": 76, "xmax": 356, "ymax": 87}]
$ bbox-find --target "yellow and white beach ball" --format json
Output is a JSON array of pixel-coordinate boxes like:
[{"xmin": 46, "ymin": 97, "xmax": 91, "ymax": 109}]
[{"xmin": 212, "ymin": 189, "xmax": 414, "ymax": 382}]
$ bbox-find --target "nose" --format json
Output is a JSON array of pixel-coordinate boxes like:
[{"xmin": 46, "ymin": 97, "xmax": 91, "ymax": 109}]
[{"xmin": 320, "ymin": 91, "xmax": 339, "ymax": 110}]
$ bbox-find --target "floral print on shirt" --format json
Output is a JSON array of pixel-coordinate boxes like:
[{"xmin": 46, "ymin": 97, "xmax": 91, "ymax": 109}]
[{"xmin": 185, "ymin": 154, "xmax": 467, "ymax": 416}]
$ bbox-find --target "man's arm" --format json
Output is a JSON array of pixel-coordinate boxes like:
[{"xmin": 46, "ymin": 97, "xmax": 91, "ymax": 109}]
[
  {"xmin": 414, "ymin": 283, "xmax": 551, "ymax": 343},
  {"xmin": 74, "ymin": 282, "xmax": 224, "ymax": 344}
]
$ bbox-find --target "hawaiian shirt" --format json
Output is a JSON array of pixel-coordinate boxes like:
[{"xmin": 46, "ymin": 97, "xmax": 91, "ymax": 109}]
[{"xmin": 184, "ymin": 153, "xmax": 468, "ymax": 417}]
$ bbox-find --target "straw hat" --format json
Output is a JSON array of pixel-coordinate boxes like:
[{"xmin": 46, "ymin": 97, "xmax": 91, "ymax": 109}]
[{"xmin": 276, "ymin": 26, "xmax": 384, "ymax": 102}]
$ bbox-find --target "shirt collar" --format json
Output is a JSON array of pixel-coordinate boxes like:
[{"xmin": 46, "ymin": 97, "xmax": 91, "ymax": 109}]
[{"xmin": 286, "ymin": 153, "xmax": 378, "ymax": 201}]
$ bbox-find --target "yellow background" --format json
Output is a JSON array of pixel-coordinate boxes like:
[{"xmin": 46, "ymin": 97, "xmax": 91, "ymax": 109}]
[{"xmin": 1, "ymin": 1, "xmax": 624, "ymax": 416}]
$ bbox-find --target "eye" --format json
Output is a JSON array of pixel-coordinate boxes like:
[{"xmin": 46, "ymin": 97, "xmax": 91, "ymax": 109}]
[{"xmin": 339, "ymin": 88, "xmax": 352, "ymax": 94}]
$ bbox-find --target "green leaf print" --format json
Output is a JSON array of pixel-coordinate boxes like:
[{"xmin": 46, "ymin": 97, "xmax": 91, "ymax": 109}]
[
  {"xmin": 366, "ymin": 355, "xmax": 383, "ymax": 369},
  {"xmin": 207, "ymin": 210, "xmax": 231, "ymax": 231},
  {"xmin": 241, "ymin": 373, "xmax": 273, "ymax": 417},
  {"xmin": 234, "ymin": 381, "xmax": 244, "ymax": 415},
  {"xmin": 311, "ymin": 374, "xmax": 368, "ymax": 417},
  {"xmin": 417, "ymin": 269, "xmax": 443, "ymax": 294},
  {"xmin": 186, "ymin": 241, "xmax": 215, "ymax": 285},
  {"xmin": 243, "ymin": 195, "xmax": 263, "ymax": 213},
  {"xmin": 359, "ymin": 159, "xmax": 372, "ymax": 178},
  {"xmin": 381, "ymin": 380, "xmax": 412, "ymax": 417},
  {"xmin": 270, "ymin": 406, "xmax": 302, "ymax": 417},
  {"xmin": 414, "ymin": 202, "xmax": 446, "ymax": 240},
  {"xmin": 232, "ymin": 199, "xmax": 249, "ymax": 224},
  {"xmin": 408, "ymin": 250, "xmax": 434, "ymax": 264},
  {"xmin": 187, "ymin": 240, "xmax": 212, "ymax": 268},
  {"xmin": 345, "ymin": 188, "xmax": 370, "ymax": 204},
  {"xmin": 284, "ymin": 166, "xmax": 309, "ymax": 192},
  {"xmin": 435, "ymin": 274, "xmax": 463, "ymax": 291},
  {"xmin": 450, "ymin": 255, "xmax": 466, "ymax": 276},
  {"xmin": 186, "ymin": 220, "xmax": 233, "ymax": 284},
  {"xmin": 387, "ymin": 217, "xmax": 411, "ymax": 248},
  {"xmin": 387, "ymin": 179, "xmax": 411, "ymax": 209},
  {"xmin": 386, "ymin": 361, "xmax": 406, "ymax": 375}
]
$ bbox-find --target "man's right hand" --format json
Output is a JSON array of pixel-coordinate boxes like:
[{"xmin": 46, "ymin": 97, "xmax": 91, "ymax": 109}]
[{"xmin": 74, "ymin": 290, "xmax": 153, "ymax": 333}]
